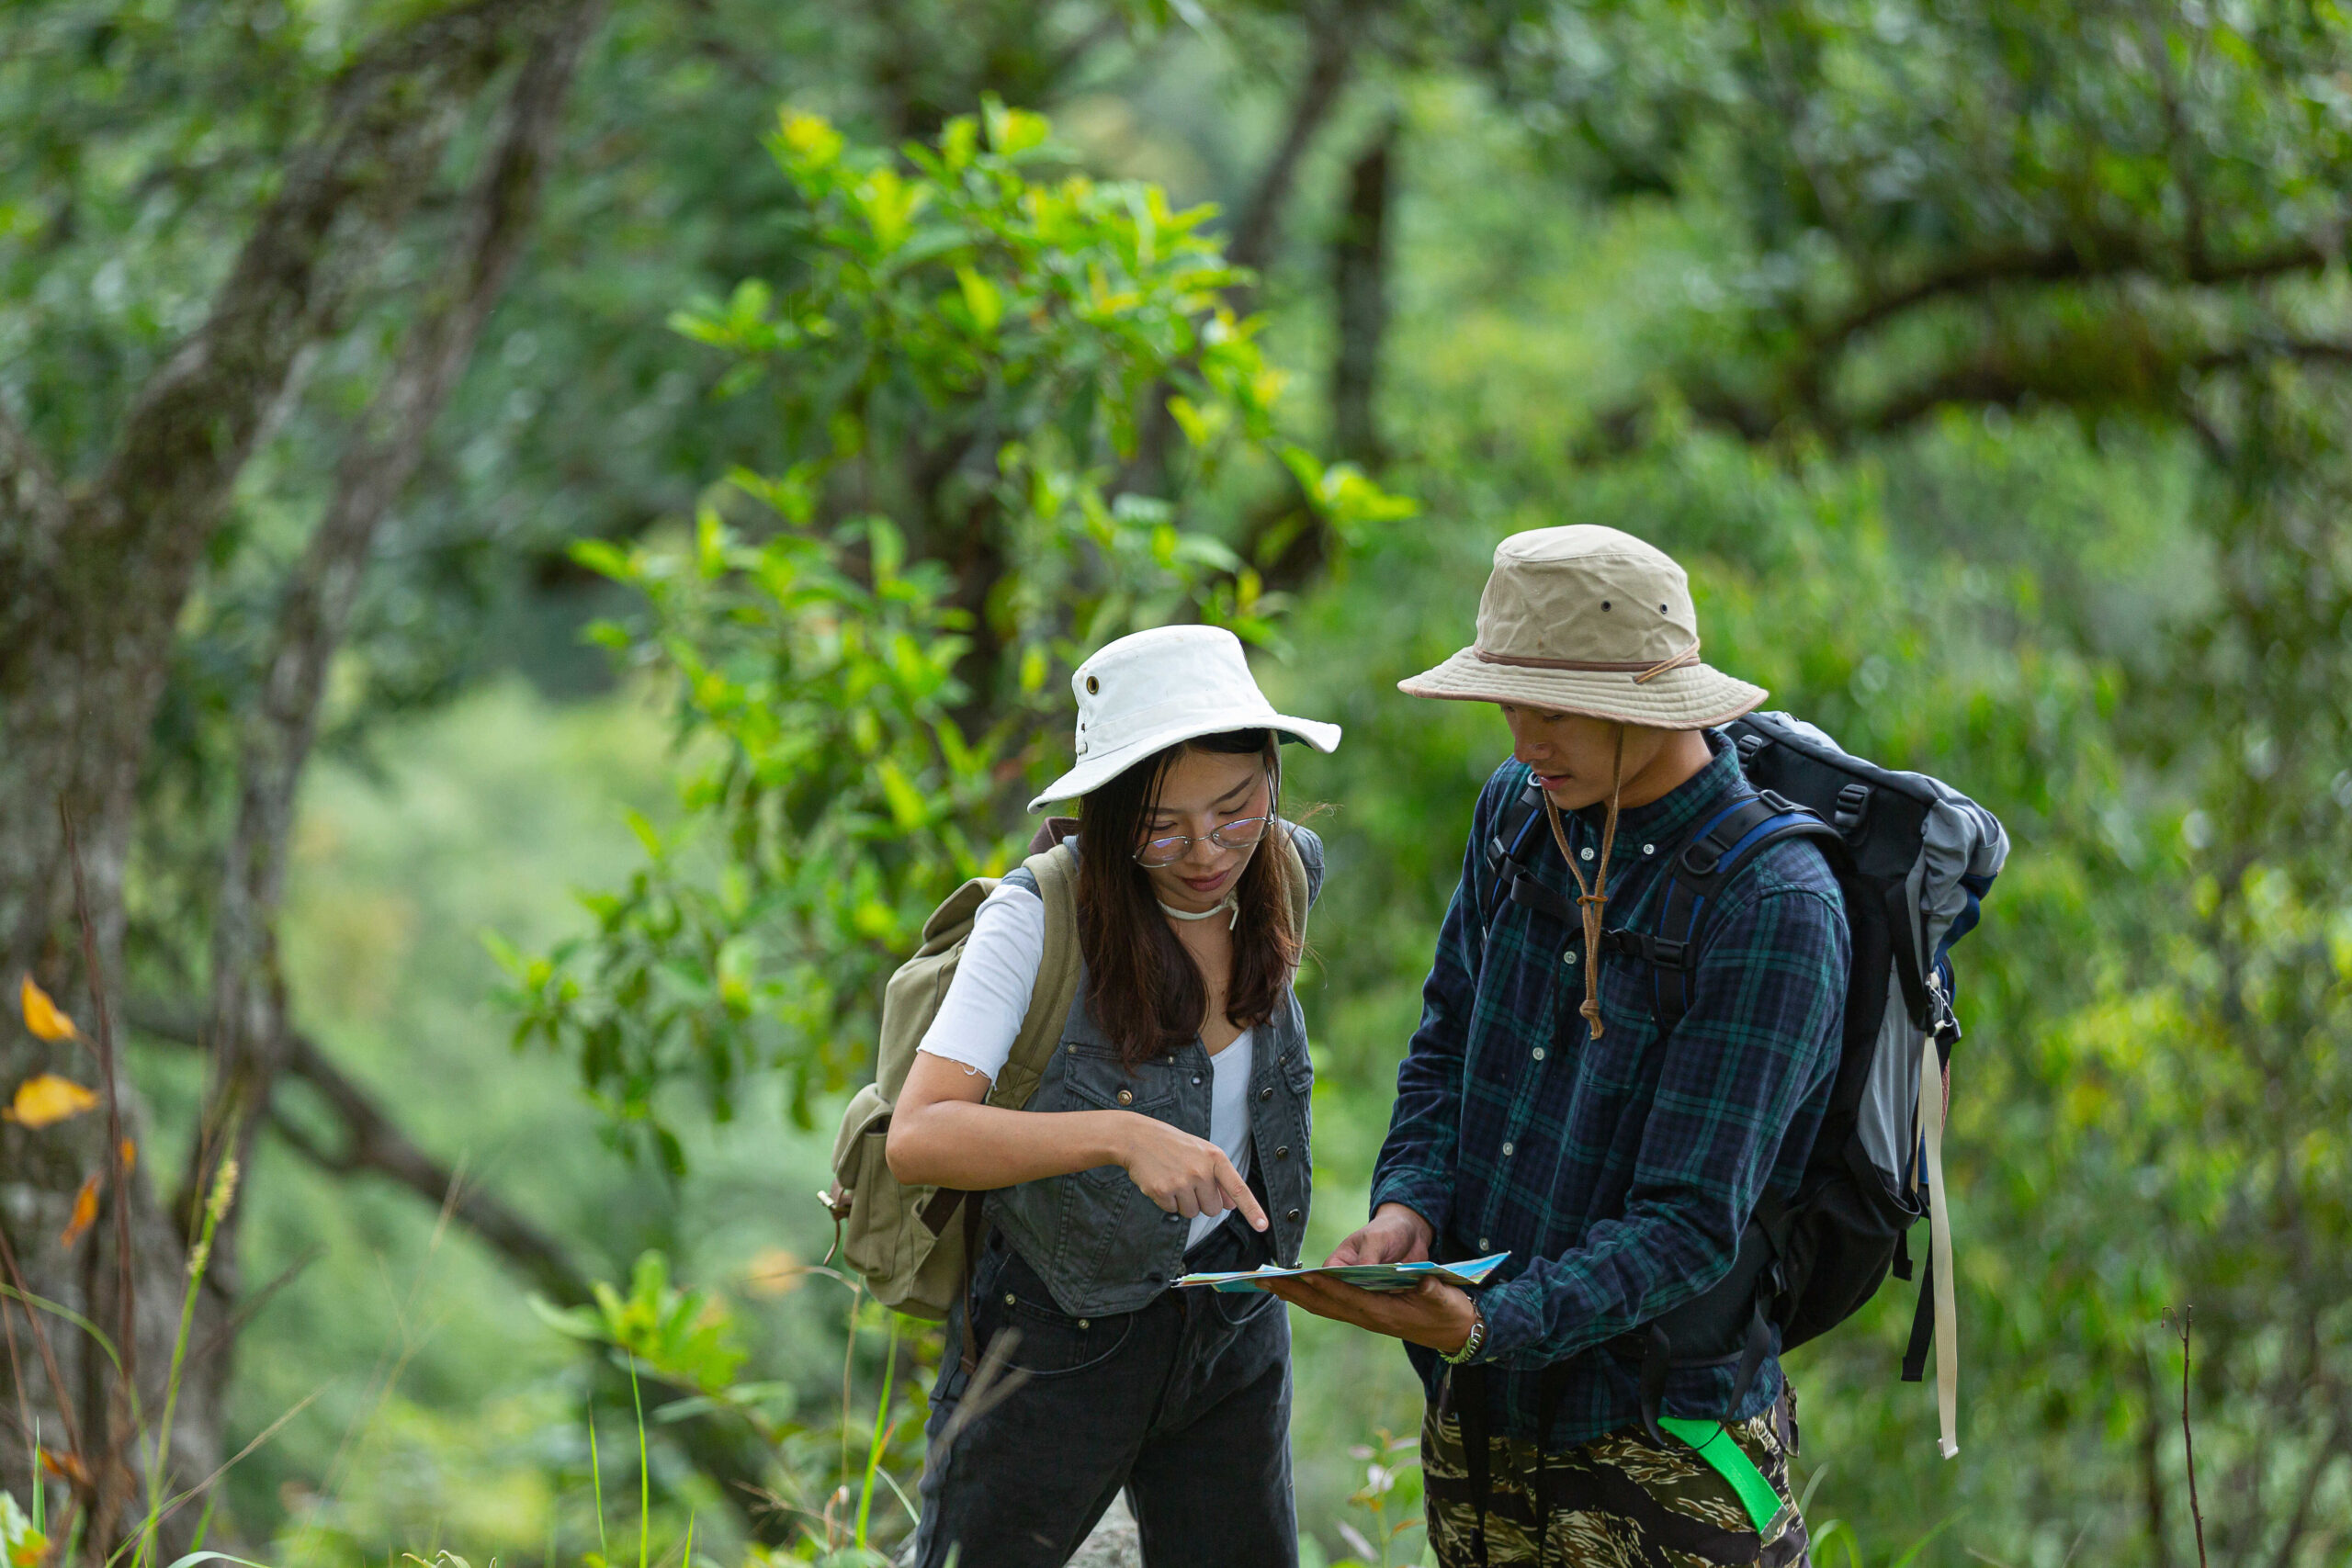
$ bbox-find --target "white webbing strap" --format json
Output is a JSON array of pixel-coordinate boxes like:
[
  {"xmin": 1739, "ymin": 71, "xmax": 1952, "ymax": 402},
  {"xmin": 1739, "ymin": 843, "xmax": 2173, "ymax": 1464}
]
[{"xmin": 1918, "ymin": 1032, "xmax": 1960, "ymax": 1458}]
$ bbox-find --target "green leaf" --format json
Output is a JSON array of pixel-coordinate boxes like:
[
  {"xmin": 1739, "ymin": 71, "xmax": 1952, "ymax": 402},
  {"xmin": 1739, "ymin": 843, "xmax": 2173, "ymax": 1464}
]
[{"xmin": 956, "ymin": 265, "xmax": 1003, "ymax": 334}]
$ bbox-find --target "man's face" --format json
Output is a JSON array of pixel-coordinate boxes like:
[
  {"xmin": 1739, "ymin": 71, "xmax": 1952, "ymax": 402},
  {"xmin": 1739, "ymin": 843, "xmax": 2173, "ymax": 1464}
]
[{"xmin": 1498, "ymin": 703, "xmax": 1669, "ymax": 810}]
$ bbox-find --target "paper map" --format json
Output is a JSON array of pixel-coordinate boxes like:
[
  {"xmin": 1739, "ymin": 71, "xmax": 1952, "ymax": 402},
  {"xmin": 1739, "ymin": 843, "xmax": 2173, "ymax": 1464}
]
[{"xmin": 1176, "ymin": 1252, "xmax": 1510, "ymax": 1295}]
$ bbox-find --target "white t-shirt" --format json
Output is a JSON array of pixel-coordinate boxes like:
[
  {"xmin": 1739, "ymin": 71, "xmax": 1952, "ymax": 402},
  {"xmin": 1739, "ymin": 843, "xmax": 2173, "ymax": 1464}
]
[{"xmin": 918, "ymin": 882, "xmax": 1255, "ymax": 1250}]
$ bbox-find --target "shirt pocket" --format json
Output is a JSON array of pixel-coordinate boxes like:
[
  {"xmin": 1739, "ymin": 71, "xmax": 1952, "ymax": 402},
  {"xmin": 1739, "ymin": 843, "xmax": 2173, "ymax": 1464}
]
[{"xmin": 1578, "ymin": 950, "xmax": 1662, "ymax": 1089}]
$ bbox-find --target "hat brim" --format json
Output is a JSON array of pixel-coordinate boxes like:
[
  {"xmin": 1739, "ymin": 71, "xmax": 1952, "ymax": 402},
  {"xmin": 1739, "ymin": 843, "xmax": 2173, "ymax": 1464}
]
[
  {"xmin": 1397, "ymin": 647, "xmax": 1765, "ymax": 730},
  {"xmin": 1027, "ymin": 713, "xmax": 1341, "ymax": 812}
]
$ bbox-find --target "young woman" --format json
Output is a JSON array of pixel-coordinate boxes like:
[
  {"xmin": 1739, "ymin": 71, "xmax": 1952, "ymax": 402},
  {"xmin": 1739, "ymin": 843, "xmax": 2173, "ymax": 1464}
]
[{"xmin": 888, "ymin": 624, "xmax": 1339, "ymax": 1568}]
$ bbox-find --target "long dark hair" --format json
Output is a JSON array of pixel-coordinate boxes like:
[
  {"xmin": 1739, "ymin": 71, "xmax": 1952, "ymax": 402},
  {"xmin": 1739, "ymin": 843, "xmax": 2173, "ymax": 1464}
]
[{"xmin": 1077, "ymin": 728, "xmax": 1300, "ymax": 1068}]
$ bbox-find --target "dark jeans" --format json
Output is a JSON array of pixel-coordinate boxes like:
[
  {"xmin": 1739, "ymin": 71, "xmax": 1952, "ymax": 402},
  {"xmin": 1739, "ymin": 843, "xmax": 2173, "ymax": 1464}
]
[{"xmin": 910, "ymin": 1217, "xmax": 1297, "ymax": 1568}]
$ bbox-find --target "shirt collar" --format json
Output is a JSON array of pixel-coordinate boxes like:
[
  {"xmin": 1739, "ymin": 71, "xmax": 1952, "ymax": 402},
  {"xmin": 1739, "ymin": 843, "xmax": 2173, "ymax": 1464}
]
[{"xmin": 1569, "ymin": 728, "xmax": 1742, "ymax": 849}]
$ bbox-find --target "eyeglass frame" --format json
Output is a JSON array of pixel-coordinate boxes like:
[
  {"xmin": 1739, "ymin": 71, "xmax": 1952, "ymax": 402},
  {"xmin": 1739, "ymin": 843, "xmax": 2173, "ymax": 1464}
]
[{"xmin": 1130, "ymin": 762, "xmax": 1281, "ymax": 868}]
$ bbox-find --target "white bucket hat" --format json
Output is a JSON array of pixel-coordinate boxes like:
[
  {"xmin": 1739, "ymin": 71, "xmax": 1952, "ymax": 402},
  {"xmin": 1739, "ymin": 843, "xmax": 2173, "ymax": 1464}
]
[
  {"xmin": 1398, "ymin": 525, "xmax": 1766, "ymax": 728},
  {"xmin": 1028, "ymin": 626, "xmax": 1341, "ymax": 811}
]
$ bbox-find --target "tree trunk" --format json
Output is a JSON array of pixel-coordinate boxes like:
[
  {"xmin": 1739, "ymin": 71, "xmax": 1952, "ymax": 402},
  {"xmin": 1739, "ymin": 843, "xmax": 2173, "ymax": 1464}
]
[
  {"xmin": 0, "ymin": 1, "xmax": 594, "ymax": 1553},
  {"xmin": 178, "ymin": 0, "xmax": 604, "ymax": 1505},
  {"xmin": 1329, "ymin": 114, "xmax": 1398, "ymax": 468}
]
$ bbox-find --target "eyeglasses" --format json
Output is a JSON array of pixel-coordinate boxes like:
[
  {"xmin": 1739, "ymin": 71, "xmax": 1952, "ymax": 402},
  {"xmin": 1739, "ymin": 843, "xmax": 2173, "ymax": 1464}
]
[{"xmin": 1134, "ymin": 815, "xmax": 1275, "ymax": 868}]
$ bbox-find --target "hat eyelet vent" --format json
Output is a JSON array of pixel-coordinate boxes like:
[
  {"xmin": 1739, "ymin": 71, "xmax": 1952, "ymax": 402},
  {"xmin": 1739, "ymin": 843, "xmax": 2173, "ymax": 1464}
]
[
  {"xmin": 1600, "ymin": 600, "xmax": 1611, "ymax": 611},
  {"xmin": 1659, "ymin": 603, "xmax": 1668, "ymax": 613},
  {"xmin": 1085, "ymin": 675, "xmax": 1101, "ymax": 694}
]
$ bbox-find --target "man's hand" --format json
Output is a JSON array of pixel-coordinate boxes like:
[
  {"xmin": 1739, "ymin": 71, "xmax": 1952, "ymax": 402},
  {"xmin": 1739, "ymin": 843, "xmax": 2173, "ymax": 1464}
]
[
  {"xmin": 1264, "ymin": 1274, "xmax": 1480, "ymax": 1354},
  {"xmin": 1327, "ymin": 1202, "xmax": 1433, "ymax": 1266}
]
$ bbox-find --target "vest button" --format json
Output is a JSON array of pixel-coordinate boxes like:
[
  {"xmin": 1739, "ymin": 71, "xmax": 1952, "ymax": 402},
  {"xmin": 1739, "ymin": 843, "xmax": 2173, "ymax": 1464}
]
[
  {"xmin": 1259, "ymin": 1087, "xmax": 1273, "ymax": 1101},
  {"xmin": 1275, "ymin": 1145, "xmax": 1290, "ymax": 1160},
  {"xmin": 1192, "ymin": 1076, "xmax": 1203, "ymax": 1086},
  {"xmin": 1286, "ymin": 1208, "xmax": 1302, "ymax": 1223},
  {"xmin": 1164, "ymin": 1211, "xmax": 1180, "ymax": 1222},
  {"xmin": 1003, "ymin": 1293, "xmax": 1016, "ymax": 1306},
  {"xmin": 1116, "ymin": 1089, "xmax": 1134, "ymax": 1105},
  {"xmin": 1077, "ymin": 1319, "xmax": 1090, "ymax": 1330}
]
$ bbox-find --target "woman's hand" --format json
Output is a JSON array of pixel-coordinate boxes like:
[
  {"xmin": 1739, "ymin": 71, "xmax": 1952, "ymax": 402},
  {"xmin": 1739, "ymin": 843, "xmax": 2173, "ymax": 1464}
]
[{"xmin": 1116, "ymin": 1115, "xmax": 1268, "ymax": 1231}]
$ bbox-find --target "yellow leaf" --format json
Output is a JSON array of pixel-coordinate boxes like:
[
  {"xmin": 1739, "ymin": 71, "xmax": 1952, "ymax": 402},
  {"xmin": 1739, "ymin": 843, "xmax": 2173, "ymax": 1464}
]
[
  {"xmin": 4, "ymin": 1074, "xmax": 99, "ymax": 1129},
  {"xmin": 18, "ymin": 976, "xmax": 78, "ymax": 1042},
  {"xmin": 59, "ymin": 1172, "xmax": 99, "ymax": 1247}
]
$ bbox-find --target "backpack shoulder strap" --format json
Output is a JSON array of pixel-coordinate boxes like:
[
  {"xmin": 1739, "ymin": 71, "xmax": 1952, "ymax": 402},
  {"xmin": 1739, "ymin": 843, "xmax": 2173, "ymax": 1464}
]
[
  {"xmin": 1280, "ymin": 825, "xmax": 1313, "ymax": 946},
  {"xmin": 987, "ymin": 841, "xmax": 1081, "ymax": 1110},
  {"xmin": 1603, "ymin": 789, "xmax": 1845, "ymax": 1033},
  {"xmin": 1482, "ymin": 771, "xmax": 1560, "ymax": 931}
]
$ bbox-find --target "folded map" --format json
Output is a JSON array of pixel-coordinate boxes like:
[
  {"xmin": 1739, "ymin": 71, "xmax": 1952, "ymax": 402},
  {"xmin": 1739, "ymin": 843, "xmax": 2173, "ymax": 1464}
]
[{"xmin": 1176, "ymin": 1252, "xmax": 1510, "ymax": 1295}]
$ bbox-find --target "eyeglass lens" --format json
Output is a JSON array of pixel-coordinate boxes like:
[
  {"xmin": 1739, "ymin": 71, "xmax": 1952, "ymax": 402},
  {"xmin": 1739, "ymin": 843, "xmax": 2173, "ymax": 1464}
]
[{"xmin": 1136, "ymin": 816, "xmax": 1272, "ymax": 866}]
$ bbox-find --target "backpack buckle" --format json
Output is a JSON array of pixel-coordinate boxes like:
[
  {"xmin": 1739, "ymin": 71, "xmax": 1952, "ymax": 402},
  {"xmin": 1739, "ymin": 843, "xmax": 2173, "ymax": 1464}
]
[
  {"xmin": 1734, "ymin": 731, "xmax": 1767, "ymax": 764},
  {"xmin": 1833, "ymin": 782, "xmax": 1873, "ymax": 833}
]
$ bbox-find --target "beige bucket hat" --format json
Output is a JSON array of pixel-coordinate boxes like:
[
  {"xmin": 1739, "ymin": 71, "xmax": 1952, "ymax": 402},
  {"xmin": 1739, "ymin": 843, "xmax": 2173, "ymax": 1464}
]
[{"xmin": 1398, "ymin": 525, "xmax": 1765, "ymax": 728}]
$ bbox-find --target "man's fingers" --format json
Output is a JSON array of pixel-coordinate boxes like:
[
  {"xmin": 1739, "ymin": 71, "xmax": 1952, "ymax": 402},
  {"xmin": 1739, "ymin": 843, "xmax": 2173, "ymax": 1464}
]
[
  {"xmin": 1325, "ymin": 1235, "xmax": 1366, "ymax": 1266},
  {"xmin": 1216, "ymin": 1154, "xmax": 1270, "ymax": 1232}
]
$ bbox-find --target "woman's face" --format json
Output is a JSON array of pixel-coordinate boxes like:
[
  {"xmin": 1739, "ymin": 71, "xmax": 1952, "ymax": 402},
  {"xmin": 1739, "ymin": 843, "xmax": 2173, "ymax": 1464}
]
[{"xmin": 1137, "ymin": 746, "xmax": 1271, "ymax": 914}]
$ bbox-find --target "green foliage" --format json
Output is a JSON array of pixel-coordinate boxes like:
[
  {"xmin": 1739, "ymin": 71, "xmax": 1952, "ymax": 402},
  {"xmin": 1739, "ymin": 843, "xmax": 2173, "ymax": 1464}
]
[
  {"xmin": 533, "ymin": 1252, "xmax": 750, "ymax": 1395},
  {"xmin": 497, "ymin": 101, "xmax": 1407, "ymax": 1159}
]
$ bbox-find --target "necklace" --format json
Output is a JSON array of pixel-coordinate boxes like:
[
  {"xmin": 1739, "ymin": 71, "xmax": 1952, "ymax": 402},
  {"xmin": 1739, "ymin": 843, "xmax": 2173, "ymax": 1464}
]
[{"xmin": 1159, "ymin": 895, "xmax": 1239, "ymax": 931}]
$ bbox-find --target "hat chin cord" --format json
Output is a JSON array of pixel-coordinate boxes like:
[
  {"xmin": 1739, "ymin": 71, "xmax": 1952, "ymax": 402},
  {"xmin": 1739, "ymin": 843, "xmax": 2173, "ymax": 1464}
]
[{"xmin": 1544, "ymin": 723, "xmax": 1627, "ymax": 1039}]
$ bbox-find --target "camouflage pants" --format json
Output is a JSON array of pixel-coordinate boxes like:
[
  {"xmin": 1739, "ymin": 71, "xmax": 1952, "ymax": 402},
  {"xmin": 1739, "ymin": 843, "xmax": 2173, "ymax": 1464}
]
[{"xmin": 1420, "ymin": 1382, "xmax": 1810, "ymax": 1567}]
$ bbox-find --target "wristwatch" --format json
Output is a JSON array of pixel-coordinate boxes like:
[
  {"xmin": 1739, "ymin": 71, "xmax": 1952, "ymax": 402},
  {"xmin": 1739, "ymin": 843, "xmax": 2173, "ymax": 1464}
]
[{"xmin": 1442, "ymin": 1303, "xmax": 1487, "ymax": 1365}]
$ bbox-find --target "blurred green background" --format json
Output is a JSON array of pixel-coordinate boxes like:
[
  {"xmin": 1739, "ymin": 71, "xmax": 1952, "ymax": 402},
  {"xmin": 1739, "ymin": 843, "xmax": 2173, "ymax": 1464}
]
[{"xmin": 8, "ymin": 2, "xmax": 2350, "ymax": 1564}]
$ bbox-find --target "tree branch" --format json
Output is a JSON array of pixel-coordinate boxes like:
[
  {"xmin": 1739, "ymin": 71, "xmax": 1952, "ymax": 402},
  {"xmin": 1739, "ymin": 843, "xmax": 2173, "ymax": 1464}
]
[
  {"xmin": 1809, "ymin": 233, "xmax": 2334, "ymax": 364},
  {"xmin": 1226, "ymin": 10, "xmax": 1353, "ymax": 284},
  {"xmin": 80, "ymin": 0, "xmax": 582, "ymax": 623},
  {"xmin": 126, "ymin": 1003, "xmax": 791, "ymax": 1541},
  {"xmin": 192, "ymin": 0, "xmax": 605, "ymax": 1247}
]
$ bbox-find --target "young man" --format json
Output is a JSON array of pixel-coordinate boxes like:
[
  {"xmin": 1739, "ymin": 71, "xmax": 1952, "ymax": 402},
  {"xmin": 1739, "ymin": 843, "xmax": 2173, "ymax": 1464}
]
[{"xmin": 1270, "ymin": 526, "xmax": 1846, "ymax": 1566}]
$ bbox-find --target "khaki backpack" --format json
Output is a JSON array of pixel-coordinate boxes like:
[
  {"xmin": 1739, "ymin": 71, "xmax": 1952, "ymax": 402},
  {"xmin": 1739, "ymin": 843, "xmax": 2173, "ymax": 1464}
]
[{"xmin": 821, "ymin": 826, "xmax": 1312, "ymax": 1325}]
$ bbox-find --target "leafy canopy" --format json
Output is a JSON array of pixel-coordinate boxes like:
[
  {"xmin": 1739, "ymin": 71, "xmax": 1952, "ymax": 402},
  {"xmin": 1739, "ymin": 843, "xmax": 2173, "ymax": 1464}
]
[{"xmin": 493, "ymin": 99, "xmax": 1409, "ymax": 1168}]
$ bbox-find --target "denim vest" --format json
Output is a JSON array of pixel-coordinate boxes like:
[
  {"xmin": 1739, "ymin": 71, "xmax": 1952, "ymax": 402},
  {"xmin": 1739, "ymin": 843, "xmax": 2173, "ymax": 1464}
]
[{"xmin": 983, "ymin": 827, "xmax": 1322, "ymax": 1318}]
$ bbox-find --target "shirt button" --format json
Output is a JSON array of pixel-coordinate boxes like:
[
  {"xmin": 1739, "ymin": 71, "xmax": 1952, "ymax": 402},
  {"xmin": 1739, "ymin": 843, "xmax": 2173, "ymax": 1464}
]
[
  {"xmin": 1561, "ymin": 950, "xmax": 1577, "ymax": 966},
  {"xmin": 1643, "ymin": 843, "xmax": 1657, "ymax": 856},
  {"xmin": 1478, "ymin": 1237, "xmax": 1490, "ymax": 1250},
  {"xmin": 1004, "ymin": 1293, "xmax": 1017, "ymax": 1305},
  {"xmin": 1532, "ymin": 1047, "xmax": 1546, "ymax": 1062},
  {"xmin": 1275, "ymin": 1145, "xmax": 1291, "ymax": 1160},
  {"xmin": 1500, "ymin": 1142, "xmax": 1515, "ymax": 1156},
  {"xmin": 1078, "ymin": 1319, "xmax": 1090, "ymax": 1330},
  {"xmin": 1579, "ymin": 847, "xmax": 1594, "ymax": 861},
  {"xmin": 1116, "ymin": 1089, "xmax": 1134, "ymax": 1105}
]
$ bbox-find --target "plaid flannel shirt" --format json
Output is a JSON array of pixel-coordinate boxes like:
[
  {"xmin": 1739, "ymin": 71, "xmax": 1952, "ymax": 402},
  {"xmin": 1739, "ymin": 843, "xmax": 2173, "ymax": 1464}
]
[{"xmin": 1372, "ymin": 734, "xmax": 1849, "ymax": 1449}]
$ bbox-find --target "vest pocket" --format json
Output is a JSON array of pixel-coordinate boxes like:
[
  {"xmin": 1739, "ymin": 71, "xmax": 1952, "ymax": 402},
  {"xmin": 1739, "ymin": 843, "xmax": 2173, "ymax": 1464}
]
[{"xmin": 1061, "ymin": 1048, "xmax": 1179, "ymax": 1187}]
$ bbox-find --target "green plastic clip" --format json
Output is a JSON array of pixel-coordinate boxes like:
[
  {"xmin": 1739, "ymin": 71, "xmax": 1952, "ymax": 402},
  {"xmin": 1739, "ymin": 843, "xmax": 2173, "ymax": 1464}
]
[{"xmin": 1655, "ymin": 1415, "xmax": 1794, "ymax": 1540}]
